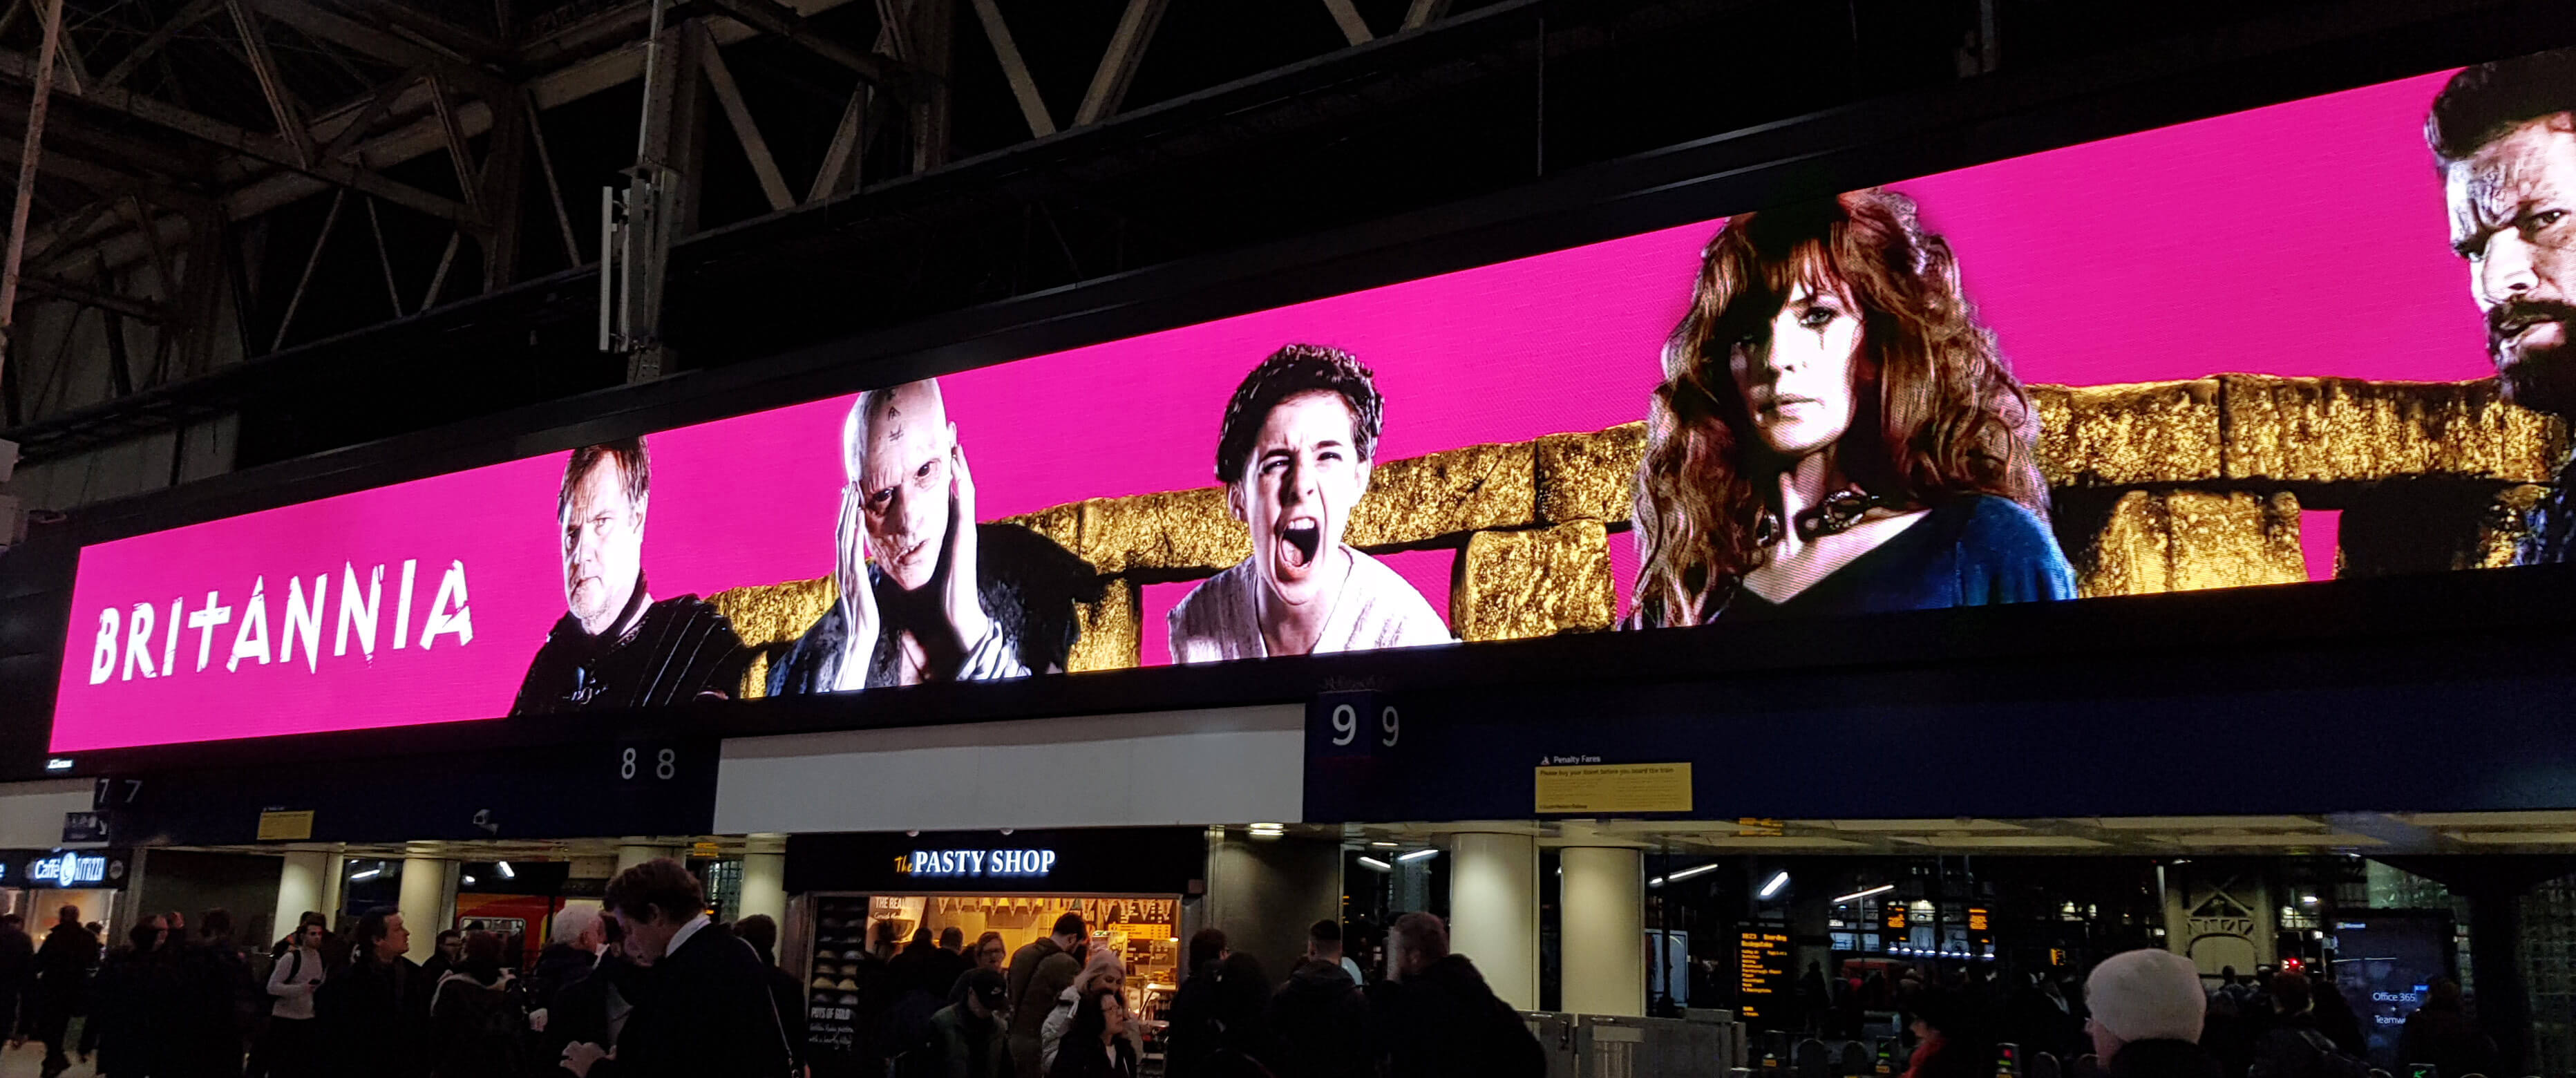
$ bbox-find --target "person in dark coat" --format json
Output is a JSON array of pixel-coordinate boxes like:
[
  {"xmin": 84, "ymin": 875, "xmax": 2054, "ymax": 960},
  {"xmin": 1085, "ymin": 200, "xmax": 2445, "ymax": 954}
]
[
  {"xmin": 2086, "ymin": 949, "xmax": 2222, "ymax": 1078},
  {"xmin": 25, "ymin": 905, "xmax": 98, "ymax": 1078},
  {"xmin": 314, "ymin": 907, "xmax": 433, "ymax": 1078},
  {"xmin": 559, "ymin": 858, "xmax": 790, "ymax": 1078},
  {"xmin": 1045, "ymin": 987, "xmax": 1138, "ymax": 1078},
  {"xmin": 1900, "ymin": 987, "xmax": 1990, "ymax": 1078},
  {"xmin": 1005, "ymin": 915, "xmax": 1087, "ymax": 1078},
  {"xmin": 540, "ymin": 914, "xmax": 635, "ymax": 1073},
  {"xmin": 0, "ymin": 914, "xmax": 32, "ymax": 1047},
  {"xmin": 915, "ymin": 969, "xmax": 1010, "ymax": 1078},
  {"xmin": 181, "ymin": 907, "xmax": 256, "ymax": 1078},
  {"xmin": 1268, "ymin": 921, "xmax": 1369, "ymax": 1078},
  {"xmin": 429, "ymin": 930, "xmax": 524, "ymax": 1078},
  {"xmin": 2398, "ymin": 980, "xmax": 2497, "ymax": 1078},
  {"xmin": 89, "ymin": 923, "xmax": 185, "ymax": 1078},
  {"xmin": 1366, "ymin": 913, "xmax": 1545, "ymax": 1078},
  {"xmin": 925, "ymin": 928, "xmax": 976, "ymax": 1003},
  {"xmin": 1160, "ymin": 929, "xmax": 1229, "ymax": 1078},
  {"xmin": 735, "ymin": 914, "xmax": 809, "ymax": 1075}
]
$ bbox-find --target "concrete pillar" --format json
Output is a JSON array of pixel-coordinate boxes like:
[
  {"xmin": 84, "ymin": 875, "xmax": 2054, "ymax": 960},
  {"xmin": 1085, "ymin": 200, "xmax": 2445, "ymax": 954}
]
[
  {"xmin": 1560, "ymin": 847, "xmax": 1645, "ymax": 1016},
  {"xmin": 616, "ymin": 840, "xmax": 680, "ymax": 873},
  {"xmin": 319, "ymin": 847, "xmax": 346, "ymax": 928},
  {"xmin": 739, "ymin": 851, "xmax": 788, "ymax": 928},
  {"xmin": 397, "ymin": 855, "xmax": 453, "ymax": 963},
  {"xmin": 272, "ymin": 850, "xmax": 336, "ymax": 947},
  {"xmin": 1450, "ymin": 833, "xmax": 1539, "ymax": 1011},
  {"xmin": 1204, "ymin": 833, "xmax": 1342, "ymax": 983}
]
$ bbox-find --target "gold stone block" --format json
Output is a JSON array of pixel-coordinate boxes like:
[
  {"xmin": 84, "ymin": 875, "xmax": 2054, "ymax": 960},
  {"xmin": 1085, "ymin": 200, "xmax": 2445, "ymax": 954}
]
[
  {"xmin": 1537, "ymin": 422, "xmax": 1648, "ymax": 525},
  {"xmin": 712, "ymin": 575, "xmax": 837, "ymax": 650},
  {"xmin": 2029, "ymin": 380, "xmax": 2224, "ymax": 487},
  {"xmin": 2072, "ymin": 489, "xmax": 2305, "ymax": 598},
  {"xmin": 711, "ymin": 575, "xmax": 839, "ymax": 701},
  {"xmin": 1347, "ymin": 439, "xmax": 1539, "ymax": 549},
  {"xmin": 1450, "ymin": 520, "xmax": 1614, "ymax": 642},
  {"xmin": 1068, "ymin": 578, "xmax": 1142, "ymax": 673},
  {"xmin": 2217, "ymin": 375, "xmax": 2568, "ymax": 484}
]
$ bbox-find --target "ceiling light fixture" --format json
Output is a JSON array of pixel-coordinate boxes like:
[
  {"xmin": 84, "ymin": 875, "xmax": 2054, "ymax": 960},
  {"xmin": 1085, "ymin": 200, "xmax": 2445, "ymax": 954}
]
[
  {"xmin": 1758, "ymin": 870, "xmax": 1790, "ymax": 899},
  {"xmin": 1356, "ymin": 857, "xmax": 1393, "ymax": 872},
  {"xmin": 1833, "ymin": 883, "xmax": 1895, "ymax": 904},
  {"xmin": 1399, "ymin": 849, "xmax": 1439, "ymax": 862},
  {"xmin": 495, "ymin": 861, "xmax": 515, "ymax": 880}
]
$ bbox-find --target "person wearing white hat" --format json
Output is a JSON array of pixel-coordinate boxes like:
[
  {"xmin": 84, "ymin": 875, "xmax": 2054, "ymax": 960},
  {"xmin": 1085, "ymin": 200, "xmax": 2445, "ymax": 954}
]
[{"xmin": 2085, "ymin": 949, "xmax": 2220, "ymax": 1078}]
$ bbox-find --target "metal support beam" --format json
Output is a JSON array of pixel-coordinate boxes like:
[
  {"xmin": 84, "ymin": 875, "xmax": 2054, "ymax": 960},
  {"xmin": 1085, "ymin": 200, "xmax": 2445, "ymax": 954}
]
[
  {"xmin": 694, "ymin": 24, "xmax": 795, "ymax": 213},
  {"xmin": 526, "ymin": 89, "xmax": 581, "ymax": 265},
  {"xmin": 966, "ymin": 0, "xmax": 1050, "ymax": 138},
  {"xmin": 0, "ymin": 48, "xmax": 475, "ymax": 224},
  {"xmin": 101, "ymin": 0, "xmax": 225, "ymax": 89},
  {"xmin": 908, "ymin": 0, "xmax": 954, "ymax": 171},
  {"xmin": 426, "ymin": 73, "xmax": 485, "ymax": 221},
  {"xmin": 21, "ymin": 273, "xmax": 160, "ymax": 321},
  {"xmin": 270, "ymin": 187, "xmax": 343, "ymax": 352},
  {"xmin": 0, "ymin": 0, "xmax": 66, "ymax": 379},
  {"xmin": 1074, "ymin": 0, "xmax": 1169, "ymax": 127},
  {"xmin": 1401, "ymin": 0, "xmax": 1454, "ymax": 30},
  {"xmin": 224, "ymin": 0, "xmax": 314, "ymax": 168},
  {"xmin": 697, "ymin": 0, "xmax": 921, "ymax": 93},
  {"xmin": 364, "ymin": 196, "xmax": 400, "ymax": 316},
  {"xmin": 807, "ymin": 84, "xmax": 865, "ymax": 204},
  {"xmin": 476, "ymin": 79, "xmax": 531, "ymax": 290},
  {"xmin": 1321, "ymin": 0, "xmax": 1374, "ymax": 45}
]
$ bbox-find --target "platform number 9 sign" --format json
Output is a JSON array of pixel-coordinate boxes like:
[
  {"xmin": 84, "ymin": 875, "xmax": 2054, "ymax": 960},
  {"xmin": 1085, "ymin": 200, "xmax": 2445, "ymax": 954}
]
[{"xmin": 1329, "ymin": 701, "xmax": 1411, "ymax": 748}]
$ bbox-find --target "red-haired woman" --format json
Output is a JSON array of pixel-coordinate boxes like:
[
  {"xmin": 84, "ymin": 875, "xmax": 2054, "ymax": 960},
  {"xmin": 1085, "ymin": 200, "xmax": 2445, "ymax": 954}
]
[{"xmin": 1630, "ymin": 189, "xmax": 2074, "ymax": 626}]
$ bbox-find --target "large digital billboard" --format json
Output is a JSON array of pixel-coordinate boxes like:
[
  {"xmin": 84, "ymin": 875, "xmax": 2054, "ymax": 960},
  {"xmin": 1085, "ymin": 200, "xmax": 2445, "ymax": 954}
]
[{"xmin": 48, "ymin": 50, "xmax": 2576, "ymax": 750}]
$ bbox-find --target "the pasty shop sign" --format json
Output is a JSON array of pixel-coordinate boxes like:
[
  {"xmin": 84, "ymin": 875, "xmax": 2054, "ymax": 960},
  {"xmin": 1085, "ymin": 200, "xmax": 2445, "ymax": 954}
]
[{"xmin": 896, "ymin": 849, "xmax": 1057, "ymax": 878}]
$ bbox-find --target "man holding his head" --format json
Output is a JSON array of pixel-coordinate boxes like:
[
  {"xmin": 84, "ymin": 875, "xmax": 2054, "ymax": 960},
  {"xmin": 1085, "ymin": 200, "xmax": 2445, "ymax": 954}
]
[
  {"xmin": 2428, "ymin": 48, "xmax": 2576, "ymax": 562},
  {"xmin": 1169, "ymin": 345, "xmax": 1449, "ymax": 663},
  {"xmin": 770, "ymin": 379, "xmax": 1091, "ymax": 694},
  {"xmin": 560, "ymin": 858, "xmax": 790, "ymax": 1077},
  {"xmin": 512, "ymin": 437, "xmax": 751, "ymax": 715}
]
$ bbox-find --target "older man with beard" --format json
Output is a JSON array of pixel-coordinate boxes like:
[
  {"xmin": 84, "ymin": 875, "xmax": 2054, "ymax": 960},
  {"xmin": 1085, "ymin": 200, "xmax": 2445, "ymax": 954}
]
[
  {"xmin": 511, "ymin": 437, "xmax": 751, "ymax": 715},
  {"xmin": 2430, "ymin": 47, "xmax": 2576, "ymax": 562},
  {"xmin": 768, "ymin": 378, "xmax": 1092, "ymax": 693}
]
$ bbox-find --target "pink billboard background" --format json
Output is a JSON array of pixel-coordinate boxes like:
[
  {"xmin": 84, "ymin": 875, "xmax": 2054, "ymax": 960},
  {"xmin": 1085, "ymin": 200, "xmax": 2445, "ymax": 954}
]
[{"xmin": 50, "ymin": 68, "xmax": 2488, "ymax": 751}]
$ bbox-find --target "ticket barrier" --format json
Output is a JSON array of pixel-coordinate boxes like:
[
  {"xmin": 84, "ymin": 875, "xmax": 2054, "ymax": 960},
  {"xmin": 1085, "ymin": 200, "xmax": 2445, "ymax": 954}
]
[{"xmin": 1524, "ymin": 1009, "xmax": 1746, "ymax": 1078}]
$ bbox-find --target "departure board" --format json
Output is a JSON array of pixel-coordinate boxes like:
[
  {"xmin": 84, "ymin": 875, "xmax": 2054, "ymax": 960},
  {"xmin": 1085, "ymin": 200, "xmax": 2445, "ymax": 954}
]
[{"xmin": 1738, "ymin": 929, "xmax": 1790, "ymax": 1019}]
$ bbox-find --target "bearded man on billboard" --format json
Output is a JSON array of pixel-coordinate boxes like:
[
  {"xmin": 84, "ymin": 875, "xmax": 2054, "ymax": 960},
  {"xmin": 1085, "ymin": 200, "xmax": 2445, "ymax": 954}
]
[
  {"xmin": 2430, "ymin": 48, "xmax": 2576, "ymax": 563},
  {"xmin": 511, "ymin": 438, "xmax": 751, "ymax": 715},
  {"xmin": 768, "ymin": 379, "xmax": 1092, "ymax": 693}
]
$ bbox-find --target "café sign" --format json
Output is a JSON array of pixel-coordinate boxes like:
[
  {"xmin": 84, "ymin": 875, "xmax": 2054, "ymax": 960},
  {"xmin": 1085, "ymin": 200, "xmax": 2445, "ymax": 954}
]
[{"xmin": 895, "ymin": 849, "xmax": 1057, "ymax": 878}]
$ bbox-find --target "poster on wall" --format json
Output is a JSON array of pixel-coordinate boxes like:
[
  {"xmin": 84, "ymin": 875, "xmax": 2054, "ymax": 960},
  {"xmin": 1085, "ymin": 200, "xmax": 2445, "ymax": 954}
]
[{"xmin": 48, "ymin": 47, "xmax": 2576, "ymax": 750}]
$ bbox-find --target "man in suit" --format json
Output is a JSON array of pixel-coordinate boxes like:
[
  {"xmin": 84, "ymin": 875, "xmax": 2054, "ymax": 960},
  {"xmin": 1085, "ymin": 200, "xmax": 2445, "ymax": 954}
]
[
  {"xmin": 1003, "ymin": 914, "xmax": 1086, "ymax": 1078},
  {"xmin": 560, "ymin": 858, "xmax": 790, "ymax": 1078}
]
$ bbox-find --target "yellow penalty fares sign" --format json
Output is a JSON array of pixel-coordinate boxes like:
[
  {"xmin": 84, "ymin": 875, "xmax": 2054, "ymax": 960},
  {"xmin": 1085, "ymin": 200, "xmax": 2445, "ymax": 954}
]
[
  {"xmin": 257, "ymin": 809, "xmax": 316, "ymax": 841},
  {"xmin": 1533, "ymin": 762, "xmax": 1692, "ymax": 814}
]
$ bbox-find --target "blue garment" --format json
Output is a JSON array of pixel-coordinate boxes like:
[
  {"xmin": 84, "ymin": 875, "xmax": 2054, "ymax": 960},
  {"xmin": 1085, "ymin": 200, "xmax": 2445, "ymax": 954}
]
[{"xmin": 1724, "ymin": 494, "xmax": 2076, "ymax": 618}]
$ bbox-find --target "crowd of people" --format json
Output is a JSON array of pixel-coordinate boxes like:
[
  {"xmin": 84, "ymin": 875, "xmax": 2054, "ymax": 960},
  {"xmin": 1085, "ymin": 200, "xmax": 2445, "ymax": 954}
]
[
  {"xmin": 0, "ymin": 861, "xmax": 1555, "ymax": 1078},
  {"xmin": 1781, "ymin": 953, "xmax": 2505, "ymax": 1078}
]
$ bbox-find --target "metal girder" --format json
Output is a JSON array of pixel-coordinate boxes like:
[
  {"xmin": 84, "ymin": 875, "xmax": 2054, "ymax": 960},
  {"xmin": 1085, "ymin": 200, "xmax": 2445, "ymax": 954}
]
[
  {"xmin": 100, "ymin": 0, "xmax": 225, "ymax": 89},
  {"xmin": 1321, "ymin": 0, "xmax": 1374, "ymax": 45},
  {"xmin": 334, "ymin": 0, "xmax": 512, "ymax": 67},
  {"xmin": 19, "ymin": 274, "xmax": 159, "ymax": 321},
  {"xmin": 224, "ymin": 0, "xmax": 314, "ymax": 167},
  {"xmin": 695, "ymin": 0, "xmax": 922, "ymax": 94},
  {"xmin": 1403, "ymin": 0, "xmax": 1455, "ymax": 30},
  {"xmin": 1074, "ymin": 0, "xmax": 1169, "ymax": 127},
  {"xmin": 694, "ymin": 22, "xmax": 795, "ymax": 213},
  {"xmin": 0, "ymin": 48, "xmax": 473, "ymax": 224},
  {"xmin": 967, "ymin": 0, "xmax": 1052, "ymax": 138}
]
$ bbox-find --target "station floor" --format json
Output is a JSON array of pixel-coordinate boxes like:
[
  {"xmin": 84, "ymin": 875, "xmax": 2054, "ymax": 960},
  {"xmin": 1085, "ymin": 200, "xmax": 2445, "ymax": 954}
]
[{"xmin": 0, "ymin": 1039, "xmax": 97, "ymax": 1078}]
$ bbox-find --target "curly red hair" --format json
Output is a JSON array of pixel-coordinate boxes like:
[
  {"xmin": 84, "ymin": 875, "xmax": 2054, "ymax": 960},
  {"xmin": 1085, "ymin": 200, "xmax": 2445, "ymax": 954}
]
[{"xmin": 1631, "ymin": 189, "xmax": 2047, "ymax": 625}]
